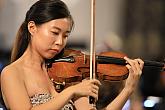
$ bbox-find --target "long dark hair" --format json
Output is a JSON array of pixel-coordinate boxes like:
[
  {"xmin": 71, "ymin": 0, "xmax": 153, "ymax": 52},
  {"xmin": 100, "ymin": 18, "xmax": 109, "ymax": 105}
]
[{"xmin": 11, "ymin": 0, "xmax": 74, "ymax": 62}]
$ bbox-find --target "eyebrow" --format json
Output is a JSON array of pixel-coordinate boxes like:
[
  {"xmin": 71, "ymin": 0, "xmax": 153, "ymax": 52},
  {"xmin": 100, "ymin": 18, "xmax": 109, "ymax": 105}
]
[{"xmin": 52, "ymin": 26, "xmax": 71, "ymax": 33}]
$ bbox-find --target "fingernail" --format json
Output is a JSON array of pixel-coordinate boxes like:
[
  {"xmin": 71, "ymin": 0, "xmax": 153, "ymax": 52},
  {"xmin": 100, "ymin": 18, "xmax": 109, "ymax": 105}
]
[{"xmin": 124, "ymin": 56, "xmax": 129, "ymax": 60}]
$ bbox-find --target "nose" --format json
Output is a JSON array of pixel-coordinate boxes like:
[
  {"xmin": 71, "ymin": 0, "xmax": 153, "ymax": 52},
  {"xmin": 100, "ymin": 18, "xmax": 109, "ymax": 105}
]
[{"xmin": 55, "ymin": 35, "xmax": 63, "ymax": 46}]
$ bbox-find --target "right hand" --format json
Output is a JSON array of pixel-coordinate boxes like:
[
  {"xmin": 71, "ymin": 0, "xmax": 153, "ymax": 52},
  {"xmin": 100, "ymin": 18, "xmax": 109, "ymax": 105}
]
[{"xmin": 69, "ymin": 79, "xmax": 101, "ymax": 100}]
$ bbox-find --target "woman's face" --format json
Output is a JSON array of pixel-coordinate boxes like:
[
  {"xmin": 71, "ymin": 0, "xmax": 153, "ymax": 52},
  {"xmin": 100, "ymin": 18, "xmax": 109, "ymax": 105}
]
[{"xmin": 29, "ymin": 18, "xmax": 71, "ymax": 59}]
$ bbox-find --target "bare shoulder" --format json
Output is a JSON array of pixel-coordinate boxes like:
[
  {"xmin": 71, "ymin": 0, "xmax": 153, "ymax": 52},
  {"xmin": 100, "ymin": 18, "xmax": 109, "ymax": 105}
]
[
  {"xmin": 1, "ymin": 63, "xmax": 18, "ymax": 76},
  {"xmin": 1, "ymin": 63, "xmax": 32, "ymax": 109},
  {"xmin": 1, "ymin": 63, "xmax": 23, "ymax": 86}
]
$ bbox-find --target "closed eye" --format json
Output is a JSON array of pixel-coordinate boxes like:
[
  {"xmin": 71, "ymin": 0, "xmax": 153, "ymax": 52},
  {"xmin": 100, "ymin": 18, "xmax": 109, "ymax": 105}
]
[
  {"xmin": 64, "ymin": 33, "xmax": 70, "ymax": 38},
  {"xmin": 52, "ymin": 32, "xmax": 59, "ymax": 35}
]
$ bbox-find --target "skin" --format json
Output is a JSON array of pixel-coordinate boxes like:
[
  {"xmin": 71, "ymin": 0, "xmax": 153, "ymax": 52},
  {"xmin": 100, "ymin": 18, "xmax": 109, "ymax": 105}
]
[{"xmin": 1, "ymin": 18, "xmax": 144, "ymax": 110}]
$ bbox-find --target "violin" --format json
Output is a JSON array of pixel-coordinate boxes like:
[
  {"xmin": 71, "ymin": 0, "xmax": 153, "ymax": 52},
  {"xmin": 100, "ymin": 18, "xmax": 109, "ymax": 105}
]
[{"xmin": 47, "ymin": 48, "xmax": 165, "ymax": 92}]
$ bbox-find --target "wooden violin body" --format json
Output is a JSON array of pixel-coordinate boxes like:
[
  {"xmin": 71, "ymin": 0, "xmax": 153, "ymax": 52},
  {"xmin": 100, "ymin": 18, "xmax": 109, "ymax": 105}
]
[
  {"xmin": 47, "ymin": 49, "xmax": 165, "ymax": 92},
  {"xmin": 48, "ymin": 49, "xmax": 128, "ymax": 81}
]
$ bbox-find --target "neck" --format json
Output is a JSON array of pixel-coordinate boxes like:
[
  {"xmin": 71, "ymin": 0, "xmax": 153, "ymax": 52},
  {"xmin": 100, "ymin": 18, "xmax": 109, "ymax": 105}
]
[{"xmin": 19, "ymin": 45, "xmax": 46, "ymax": 70}]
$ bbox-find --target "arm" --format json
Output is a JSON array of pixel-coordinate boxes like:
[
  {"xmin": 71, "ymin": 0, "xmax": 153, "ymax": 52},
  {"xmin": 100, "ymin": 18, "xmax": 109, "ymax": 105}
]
[
  {"xmin": 1, "ymin": 66, "xmax": 101, "ymax": 110},
  {"xmin": 105, "ymin": 86, "xmax": 132, "ymax": 110},
  {"xmin": 70, "ymin": 57, "xmax": 144, "ymax": 110},
  {"xmin": 74, "ymin": 97, "xmax": 95, "ymax": 110},
  {"xmin": 1, "ymin": 67, "xmax": 75, "ymax": 110}
]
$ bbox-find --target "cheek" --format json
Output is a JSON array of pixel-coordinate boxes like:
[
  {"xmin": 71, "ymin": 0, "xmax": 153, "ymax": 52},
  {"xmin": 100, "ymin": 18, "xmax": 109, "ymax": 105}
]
[
  {"xmin": 63, "ymin": 38, "xmax": 67, "ymax": 45},
  {"xmin": 33, "ymin": 36, "xmax": 52, "ymax": 52},
  {"xmin": 62, "ymin": 38, "xmax": 68, "ymax": 49},
  {"xmin": 40, "ymin": 32, "xmax": 54, "ymax": 46},
  {"xmin": 42, "ymin": 39, "xmax": 54, "ymax": 50}
]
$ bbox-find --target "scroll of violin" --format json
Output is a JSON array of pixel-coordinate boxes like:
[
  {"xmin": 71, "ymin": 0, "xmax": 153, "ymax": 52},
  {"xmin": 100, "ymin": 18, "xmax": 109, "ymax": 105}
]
[{"xmin": 47, "ymin": 49, "xmax": 165, "ymax": 92}]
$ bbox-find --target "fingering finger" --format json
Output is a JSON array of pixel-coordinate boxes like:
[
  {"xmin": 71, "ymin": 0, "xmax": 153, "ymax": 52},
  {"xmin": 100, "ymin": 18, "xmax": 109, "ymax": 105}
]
[
  {"xmin": 133, "ymin": 60, "xmax": 141, "ymax": 73},
  {"xmin": 124, "ymin": 57, "xmax": 137, "ymax": 72},
  {"xmin": 135, "ymin": 58, "xmax": 144, "ymax": 70},
  {"xmin": 135, "ymin": 58, "xmax": 144, "ymax": 75},
  {"xmin": 126, "ymin": 64, "xmax": 131, "ymax": 70},
  {"xmin": 132, "ymin": 60, "xmax": 140, "ymax": 72}
]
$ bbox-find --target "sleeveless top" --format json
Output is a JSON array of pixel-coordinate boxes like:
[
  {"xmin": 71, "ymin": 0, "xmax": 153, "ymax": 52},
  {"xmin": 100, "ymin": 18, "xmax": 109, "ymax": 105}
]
[{"xmin": 30, "ymin": 93, "xmax": 76, "ymax": 110}]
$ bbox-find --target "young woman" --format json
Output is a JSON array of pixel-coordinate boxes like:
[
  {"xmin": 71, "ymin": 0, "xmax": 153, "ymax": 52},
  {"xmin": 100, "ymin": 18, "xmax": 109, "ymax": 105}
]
[{"xmin": 1, "ymin": 0, "xmax": 144, "ymax": 110}]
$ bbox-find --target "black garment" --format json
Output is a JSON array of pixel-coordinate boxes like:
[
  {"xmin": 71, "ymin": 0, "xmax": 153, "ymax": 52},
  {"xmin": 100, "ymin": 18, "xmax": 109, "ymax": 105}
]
[
  {"xmin": 0, "ymin": 96, "xmax": 7, "ymax": 110},
  {"xmin": 158, "ymin": 96, "xmax": 165, "ymax": 110}
]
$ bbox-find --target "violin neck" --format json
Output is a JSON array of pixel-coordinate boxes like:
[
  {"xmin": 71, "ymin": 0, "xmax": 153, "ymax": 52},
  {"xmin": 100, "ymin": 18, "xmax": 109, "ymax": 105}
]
[
  {"xmin": 97, "ymin": 56, "xmax": 126, "ymax": 65},
  {"xmin": 97, "ymin": 56, "xmax": 164, "ymax": 68}
]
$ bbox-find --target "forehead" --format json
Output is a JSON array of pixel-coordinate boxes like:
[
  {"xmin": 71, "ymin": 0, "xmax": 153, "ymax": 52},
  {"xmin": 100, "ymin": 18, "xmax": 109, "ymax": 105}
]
[{"xmin": 42, "ymin": 18, "xmax": 71, "ymax": 30}]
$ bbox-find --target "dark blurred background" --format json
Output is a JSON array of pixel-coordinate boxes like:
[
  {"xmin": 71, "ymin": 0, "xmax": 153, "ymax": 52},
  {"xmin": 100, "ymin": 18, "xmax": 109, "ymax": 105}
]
[{"xmin": 0, "ymin": 0, "xmax": 165, "ymax": 110}]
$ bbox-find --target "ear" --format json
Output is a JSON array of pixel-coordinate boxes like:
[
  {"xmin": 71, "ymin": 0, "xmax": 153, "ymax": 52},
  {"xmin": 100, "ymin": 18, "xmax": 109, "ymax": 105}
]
[{"xmin": 28, "ymin": 21, "xmax": 37, "ymax": 35}]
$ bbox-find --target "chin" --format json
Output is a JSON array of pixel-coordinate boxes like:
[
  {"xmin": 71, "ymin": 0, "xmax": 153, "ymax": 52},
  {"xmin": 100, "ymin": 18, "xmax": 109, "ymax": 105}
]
[
  {"xmin": 49, "ymin": 55, "xmax": 57, "ymax": 59},
  {"xmin": 45, "ymin": 53, "xmax": 56, "ymax": 59},
  {"xmin": 45, "ymin": 50, "xmax": 63, "ymax": 59},
  {"xmin": 46, "ymin": 56, "xmax": 54, "ymax": 59}
]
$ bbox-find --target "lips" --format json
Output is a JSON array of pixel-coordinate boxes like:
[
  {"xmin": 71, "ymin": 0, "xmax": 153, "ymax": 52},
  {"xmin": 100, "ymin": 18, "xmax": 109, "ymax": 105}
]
[{"xmin": 50, "ymin": 49, "xmax": 59, "ymax": 53}]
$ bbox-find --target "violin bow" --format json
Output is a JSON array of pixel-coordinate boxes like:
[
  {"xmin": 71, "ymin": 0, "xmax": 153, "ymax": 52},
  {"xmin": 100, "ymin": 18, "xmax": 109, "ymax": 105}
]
[{"xmin": 89, "ymin": 0, "xmax": 96, "ymax": 105}]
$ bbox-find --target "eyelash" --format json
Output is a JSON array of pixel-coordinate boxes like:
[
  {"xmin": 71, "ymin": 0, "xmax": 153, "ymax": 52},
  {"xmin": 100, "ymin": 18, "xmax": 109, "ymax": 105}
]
[
  {"xmin": 52, "ymin": 32, "xmax": 69, "ymax": 38},
  {"xmin": 52, "ymin": 32, "xmax": 59, "ymax": 35}
]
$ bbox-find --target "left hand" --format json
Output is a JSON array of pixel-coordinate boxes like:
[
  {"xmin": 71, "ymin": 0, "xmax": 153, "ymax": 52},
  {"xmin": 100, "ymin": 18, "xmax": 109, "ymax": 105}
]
[{"xmin": 124, "ymin": 57, "xmax": 144, "ymax": 93}]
